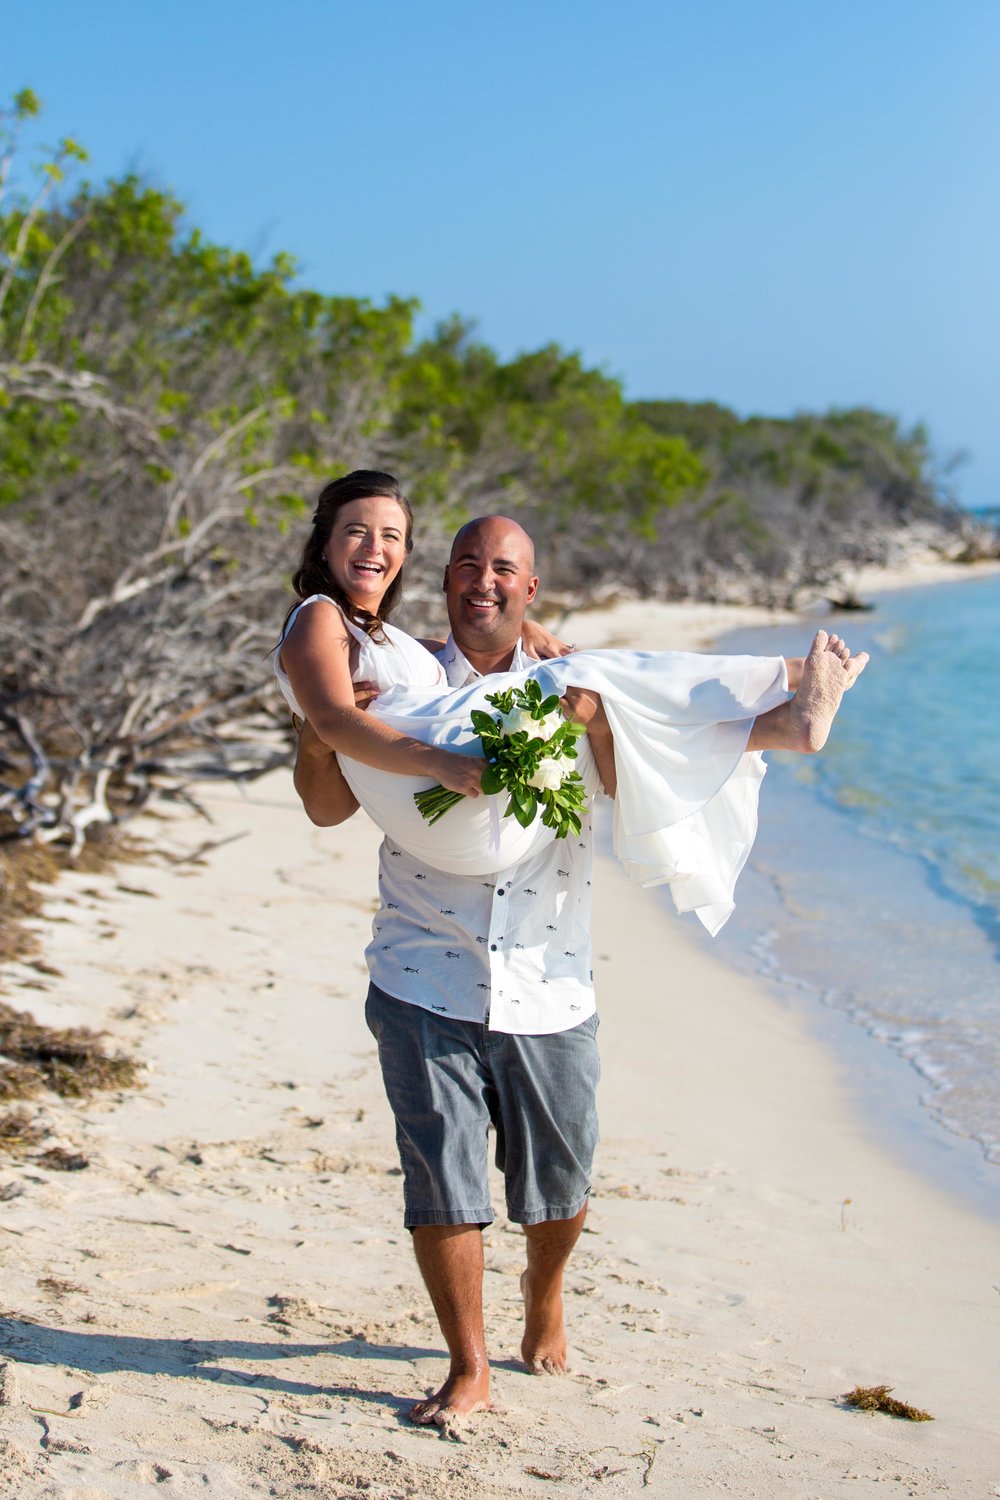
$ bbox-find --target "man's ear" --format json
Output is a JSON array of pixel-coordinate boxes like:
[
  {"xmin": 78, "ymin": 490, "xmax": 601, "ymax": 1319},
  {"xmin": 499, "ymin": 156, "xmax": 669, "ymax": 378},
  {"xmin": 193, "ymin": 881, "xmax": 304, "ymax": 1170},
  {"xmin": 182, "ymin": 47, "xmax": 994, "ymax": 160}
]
[
  {"xmin": 526, "ymin": 574, "xmax": 539, "ymax": 604},
  {"xmin": 442, "ymin": 564, "xmax": 450, "ymax": 594}
]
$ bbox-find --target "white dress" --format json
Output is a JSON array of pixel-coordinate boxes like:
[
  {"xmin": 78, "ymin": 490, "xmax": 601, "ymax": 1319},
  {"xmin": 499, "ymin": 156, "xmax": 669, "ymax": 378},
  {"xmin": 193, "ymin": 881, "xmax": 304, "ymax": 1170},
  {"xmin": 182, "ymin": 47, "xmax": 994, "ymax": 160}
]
[{"xmin": 275, "ymin": 595, "xmax": 789, "ymax": 933}]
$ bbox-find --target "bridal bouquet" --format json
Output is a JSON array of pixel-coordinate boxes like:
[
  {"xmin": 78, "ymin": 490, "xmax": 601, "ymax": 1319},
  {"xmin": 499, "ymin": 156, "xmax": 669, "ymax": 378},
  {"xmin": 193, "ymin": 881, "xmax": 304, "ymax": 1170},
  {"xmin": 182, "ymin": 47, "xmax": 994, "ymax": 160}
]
[{"xmin": 414, "ymin": 678, "xmax": 588, "ymax": 838}]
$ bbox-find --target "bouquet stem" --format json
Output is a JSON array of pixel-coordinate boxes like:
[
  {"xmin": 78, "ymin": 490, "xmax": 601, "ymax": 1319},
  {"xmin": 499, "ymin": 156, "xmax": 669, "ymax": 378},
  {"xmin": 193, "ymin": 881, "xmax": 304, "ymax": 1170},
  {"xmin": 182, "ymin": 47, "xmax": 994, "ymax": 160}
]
[{"xmin": 413, "ymin": 785, "xmax": 466, "ymax": 825}]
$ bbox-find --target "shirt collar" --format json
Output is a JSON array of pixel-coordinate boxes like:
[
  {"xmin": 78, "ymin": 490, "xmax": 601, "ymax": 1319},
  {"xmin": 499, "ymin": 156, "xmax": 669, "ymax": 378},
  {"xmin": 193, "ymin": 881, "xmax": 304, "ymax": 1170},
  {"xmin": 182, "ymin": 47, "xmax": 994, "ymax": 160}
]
[{"xmin": 440, "ymin": 634, "xmax": 531, "ymax": 687}]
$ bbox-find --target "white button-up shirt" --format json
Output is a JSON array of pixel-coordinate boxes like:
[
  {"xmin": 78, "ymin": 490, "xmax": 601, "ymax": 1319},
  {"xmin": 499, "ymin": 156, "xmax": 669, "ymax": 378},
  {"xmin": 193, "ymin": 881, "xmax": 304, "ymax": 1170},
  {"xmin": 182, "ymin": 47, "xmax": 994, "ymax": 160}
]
[{"xmin": 365, "ymin": 637, "xmax": 602, "ymax": 1035}]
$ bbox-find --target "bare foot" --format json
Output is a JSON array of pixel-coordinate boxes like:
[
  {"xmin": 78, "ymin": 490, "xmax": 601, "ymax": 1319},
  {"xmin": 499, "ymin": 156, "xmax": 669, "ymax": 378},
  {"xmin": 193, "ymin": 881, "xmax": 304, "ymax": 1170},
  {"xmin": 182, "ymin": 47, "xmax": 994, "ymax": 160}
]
[
  {"xmin": 520, "ymin": 1269, "xmax": 569, "ymax": 1374},
  {"xmin": 789, "ymin": 629, "xmax": 869, "ymax": 753},
  {"xmin": 409, "ymin": 1367, "xmax": 490, "ymax": 1429}
]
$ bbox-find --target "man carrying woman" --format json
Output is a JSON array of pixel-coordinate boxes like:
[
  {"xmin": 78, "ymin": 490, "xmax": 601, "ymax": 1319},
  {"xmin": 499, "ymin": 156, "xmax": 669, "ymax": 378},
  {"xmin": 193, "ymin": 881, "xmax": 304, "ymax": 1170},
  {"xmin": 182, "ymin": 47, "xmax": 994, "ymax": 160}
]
[{"xmin": 276, "ymin": 471, "xmax": 867, "ymax": 1429}]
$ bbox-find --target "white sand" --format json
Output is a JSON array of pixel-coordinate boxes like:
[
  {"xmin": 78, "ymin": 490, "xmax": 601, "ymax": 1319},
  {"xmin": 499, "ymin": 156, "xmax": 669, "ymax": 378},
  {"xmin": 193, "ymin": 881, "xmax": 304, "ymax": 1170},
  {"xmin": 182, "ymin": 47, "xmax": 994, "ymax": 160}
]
[{"xmin": 1, "ymin": 590, "xmax": 998, "ymax": 1497}]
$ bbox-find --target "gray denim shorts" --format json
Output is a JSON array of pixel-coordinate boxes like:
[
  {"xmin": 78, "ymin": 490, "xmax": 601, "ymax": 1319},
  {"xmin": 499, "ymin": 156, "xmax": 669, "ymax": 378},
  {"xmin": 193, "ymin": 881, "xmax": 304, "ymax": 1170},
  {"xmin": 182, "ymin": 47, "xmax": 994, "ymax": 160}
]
[{"xmin": 365, "ymin": 982, "xmax": 600, "ymax": 1229}]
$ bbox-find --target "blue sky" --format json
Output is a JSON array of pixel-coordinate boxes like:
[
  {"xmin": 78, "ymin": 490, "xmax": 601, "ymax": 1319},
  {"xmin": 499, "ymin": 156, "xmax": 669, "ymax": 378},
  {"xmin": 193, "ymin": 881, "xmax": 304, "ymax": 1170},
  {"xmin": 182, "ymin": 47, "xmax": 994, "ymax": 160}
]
[{"xmin": 4, "ymin": 0, "xmax": 998, "ymax": 509}]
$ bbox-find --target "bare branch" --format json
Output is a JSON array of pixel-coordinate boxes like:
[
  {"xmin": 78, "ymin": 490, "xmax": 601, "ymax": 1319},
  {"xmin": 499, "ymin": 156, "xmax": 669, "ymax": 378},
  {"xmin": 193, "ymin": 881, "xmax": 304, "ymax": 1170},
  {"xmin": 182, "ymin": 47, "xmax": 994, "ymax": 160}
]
[
  {"xmin": 15, "ymin": 207, "xmax": 93, "ymax": 359},
  {"xmin": 0, "ymin": 157, "xmax": 66, "ymax": 325},
  {"xmin": 160, "ymin": 403, "xmax": 276, "ymax": 541},
  {"xmin": 0, "ymin": 359, "xmax": 166, "ymax": 456}
]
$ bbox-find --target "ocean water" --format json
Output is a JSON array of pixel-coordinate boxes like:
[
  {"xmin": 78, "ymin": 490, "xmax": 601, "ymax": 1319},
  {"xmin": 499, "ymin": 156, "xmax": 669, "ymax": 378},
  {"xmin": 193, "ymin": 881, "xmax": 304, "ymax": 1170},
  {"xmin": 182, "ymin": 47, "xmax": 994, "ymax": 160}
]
[{"xmin": 712, "ymin": 571, "xmax": 1000, "ymax": 1214}]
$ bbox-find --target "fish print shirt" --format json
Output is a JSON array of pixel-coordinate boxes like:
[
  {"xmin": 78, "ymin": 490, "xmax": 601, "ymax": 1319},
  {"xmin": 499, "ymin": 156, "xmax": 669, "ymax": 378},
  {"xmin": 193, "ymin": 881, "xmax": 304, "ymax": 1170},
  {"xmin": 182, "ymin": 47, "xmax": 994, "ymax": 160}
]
[{"xmin": 366, "ymin": 637, "xmax": 602, "ymax": 1035}]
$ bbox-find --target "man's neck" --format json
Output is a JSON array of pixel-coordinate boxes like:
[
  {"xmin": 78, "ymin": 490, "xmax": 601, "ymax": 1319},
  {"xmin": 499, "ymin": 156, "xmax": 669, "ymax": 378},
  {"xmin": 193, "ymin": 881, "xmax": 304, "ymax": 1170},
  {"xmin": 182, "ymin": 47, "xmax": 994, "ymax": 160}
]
[{"xmin": 457, "ymin": 642, "xmax": 518, "ymax": 676}]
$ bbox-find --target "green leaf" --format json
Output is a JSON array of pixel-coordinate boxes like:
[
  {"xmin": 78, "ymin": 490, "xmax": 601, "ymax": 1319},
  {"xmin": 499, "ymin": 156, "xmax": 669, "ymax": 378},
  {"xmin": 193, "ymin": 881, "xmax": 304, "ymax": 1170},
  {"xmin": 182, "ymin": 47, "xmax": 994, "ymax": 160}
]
[
  {"xmin": 507, "ymin": 782, "xmax": 538, "ymax": 828},
  {"xmin": 14, "ymin": 88, "xmax": 41, "ymax": 118},
  {"xmin": 480, "ymin": 765, "xmax": 504, "ymax": 795}
]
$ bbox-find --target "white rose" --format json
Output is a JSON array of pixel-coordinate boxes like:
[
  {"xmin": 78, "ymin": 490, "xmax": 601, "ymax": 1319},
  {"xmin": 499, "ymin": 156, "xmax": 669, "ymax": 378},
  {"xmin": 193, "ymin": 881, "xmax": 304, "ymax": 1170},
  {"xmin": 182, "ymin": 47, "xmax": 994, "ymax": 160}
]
[
  {"xmin": 497, "ymin": 705, "xmax": 534, "ymax": 736},
  {"xmin": 528, "ymin": 757, "xmax": 565, "ymax": 791},
  {"xmin": 535, "ymin": 710, "xmax": 564, "ymax": 741}
]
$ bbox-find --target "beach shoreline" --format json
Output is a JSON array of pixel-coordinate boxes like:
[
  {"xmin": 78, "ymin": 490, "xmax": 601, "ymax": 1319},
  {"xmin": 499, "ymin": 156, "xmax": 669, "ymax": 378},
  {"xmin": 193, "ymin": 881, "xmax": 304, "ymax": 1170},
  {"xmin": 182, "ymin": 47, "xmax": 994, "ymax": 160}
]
[
  {"xmin": 566, "ymin": 559, "xmax": 1000, "ymax": 1224},
  {"xmin": 1, "ymin": 564, "xmax": 998, "ymax": 1495},
  {"xmin": 557, "ymin": 551, "xmax": 1000, "ymax": 653}
]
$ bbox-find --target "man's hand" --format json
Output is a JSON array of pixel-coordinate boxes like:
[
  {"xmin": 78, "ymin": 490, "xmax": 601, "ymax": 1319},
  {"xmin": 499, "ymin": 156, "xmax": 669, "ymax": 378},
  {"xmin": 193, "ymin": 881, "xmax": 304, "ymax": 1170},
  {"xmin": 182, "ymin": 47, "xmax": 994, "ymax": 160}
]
[
  {"xmin": 353, "ymin": 679, "xmax": 380, "ymax": 711},
  {"xmin": 560, "ymin": 686, "xmax": 607, "ymax": 731},
  {"xmin": 561, "ymin": 687, "xmax": 617, "ymax": 798}
]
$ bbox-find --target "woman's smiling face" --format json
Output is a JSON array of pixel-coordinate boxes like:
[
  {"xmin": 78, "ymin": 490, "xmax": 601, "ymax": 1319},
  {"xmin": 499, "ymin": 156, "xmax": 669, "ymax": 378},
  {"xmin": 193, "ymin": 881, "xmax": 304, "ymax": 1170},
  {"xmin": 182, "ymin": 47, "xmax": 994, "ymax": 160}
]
[{"xmin": 323, "ymin": 495, "xmax": 409, "ymax": 611}]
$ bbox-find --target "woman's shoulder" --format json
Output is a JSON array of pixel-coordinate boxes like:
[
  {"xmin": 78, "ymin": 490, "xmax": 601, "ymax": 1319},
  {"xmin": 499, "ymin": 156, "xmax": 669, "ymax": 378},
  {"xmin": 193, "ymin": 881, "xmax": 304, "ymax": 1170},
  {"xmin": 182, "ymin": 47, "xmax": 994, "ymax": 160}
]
[{"xmin": 281, "ymin": 593, "xmax": 351, "ymax": 645}]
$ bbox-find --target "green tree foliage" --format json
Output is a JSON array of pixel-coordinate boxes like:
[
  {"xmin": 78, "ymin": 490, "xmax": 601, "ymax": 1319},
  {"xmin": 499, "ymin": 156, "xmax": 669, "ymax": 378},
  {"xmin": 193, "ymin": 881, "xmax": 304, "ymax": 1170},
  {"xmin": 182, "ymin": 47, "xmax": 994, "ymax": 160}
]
[
  {"xmin": 630, "ymin": 400, "xmax": 955, "ymax": 602},
  {"xmin": 0, "ymin": 95, "xmax": 964, "ymax": 848}
]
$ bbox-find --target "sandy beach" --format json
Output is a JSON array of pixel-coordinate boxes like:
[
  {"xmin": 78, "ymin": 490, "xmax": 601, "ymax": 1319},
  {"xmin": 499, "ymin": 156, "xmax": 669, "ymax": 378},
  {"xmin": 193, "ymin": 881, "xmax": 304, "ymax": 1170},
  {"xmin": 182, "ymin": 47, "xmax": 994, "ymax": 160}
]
[{"xmin": 1, "ymin": 580, "xmax": 999, "ymax": 1498}]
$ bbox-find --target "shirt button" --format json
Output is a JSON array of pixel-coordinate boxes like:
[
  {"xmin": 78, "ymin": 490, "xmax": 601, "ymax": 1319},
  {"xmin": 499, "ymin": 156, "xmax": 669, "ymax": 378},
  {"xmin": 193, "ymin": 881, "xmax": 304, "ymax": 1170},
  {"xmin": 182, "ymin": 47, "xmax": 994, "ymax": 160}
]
[
  {"xmin": 490, "ymin": 943, "xmax": 498, "ymax": 951},
  {"xmin": 497, "ymin": 887, "xmax": 505, "ymax": 896}
]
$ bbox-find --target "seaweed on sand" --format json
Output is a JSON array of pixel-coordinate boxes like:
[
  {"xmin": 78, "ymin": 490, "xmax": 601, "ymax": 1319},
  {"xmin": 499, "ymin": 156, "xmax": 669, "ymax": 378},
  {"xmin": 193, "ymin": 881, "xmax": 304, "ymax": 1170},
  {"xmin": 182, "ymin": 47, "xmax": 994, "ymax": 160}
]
[
  {"xmin": 0, "ymin": 1108, "xmax": 47, "ymax": 1154},
  {"xmin": 0, "ymin": 836, "xmax": 143, "ymax": 1148},
  {"xmin": 842, "ymin": 1385, "xmax": 934, "ymax": 1421},
  {"xmin": 0, "ymin": 842, "xmax": 60, "ymax": 966},
  {"xmin": 0, "ymin": 1000, "xmax": 140, "ymax": 1104}
]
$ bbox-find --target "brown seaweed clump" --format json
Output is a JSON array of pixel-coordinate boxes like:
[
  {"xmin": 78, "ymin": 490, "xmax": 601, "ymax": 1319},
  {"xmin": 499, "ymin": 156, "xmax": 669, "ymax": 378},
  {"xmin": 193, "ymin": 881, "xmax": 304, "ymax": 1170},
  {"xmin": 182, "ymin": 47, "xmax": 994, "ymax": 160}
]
[
  {"xmin": 0, "ymin": 1108, "xmax": 48, "ymax": 1154},
  {"xmin": 37, "ymin": 1146, "xmax": 89, "ymax": 1171},
  {"xmin": 842, "ymin": 1384, "xmax": 934, "ymax": 1421},
  {"xmin": 0, "ymin": 1000, "xmax": 140, "ymax": 1109},
  {"xmin": 0, "ymin": 842, "xmax": 60, "ymax": 967}
]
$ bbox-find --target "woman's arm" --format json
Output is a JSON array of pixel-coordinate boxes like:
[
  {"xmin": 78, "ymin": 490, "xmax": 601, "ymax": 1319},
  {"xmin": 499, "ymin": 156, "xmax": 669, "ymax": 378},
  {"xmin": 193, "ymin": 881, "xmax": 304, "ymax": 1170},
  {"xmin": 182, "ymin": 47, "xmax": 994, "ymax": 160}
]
[
  {"xmin": 522, "ymin": 618, "xmax": 573, "ymax": 659},
  {"xmin": 561, "ymin": 687, "xmax": 617, "ymax": 798},
  {"xmin": 280, "ymin": 603, "xmax": 485, "ymax": 797}
]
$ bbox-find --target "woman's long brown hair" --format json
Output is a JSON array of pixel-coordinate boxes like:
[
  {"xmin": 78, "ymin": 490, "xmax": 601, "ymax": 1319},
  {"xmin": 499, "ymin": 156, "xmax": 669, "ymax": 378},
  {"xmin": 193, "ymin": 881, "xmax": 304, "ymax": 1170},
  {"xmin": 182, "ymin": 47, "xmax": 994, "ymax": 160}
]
[{"xmin": 282, "ymin": 470, "xmax": 414, "ymax": 642}]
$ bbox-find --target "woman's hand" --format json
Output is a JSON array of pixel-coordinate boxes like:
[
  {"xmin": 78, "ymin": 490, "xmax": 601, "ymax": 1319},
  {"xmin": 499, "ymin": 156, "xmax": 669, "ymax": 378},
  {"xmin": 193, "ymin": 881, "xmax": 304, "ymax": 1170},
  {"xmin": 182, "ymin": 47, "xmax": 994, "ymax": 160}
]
[
  {"xmin": 427, "ymin": 748, "xmax": 489, "ymax": 798},
  {"xmin": 522, "ymin": 618, "xmax": 574, "ymax": 659}
]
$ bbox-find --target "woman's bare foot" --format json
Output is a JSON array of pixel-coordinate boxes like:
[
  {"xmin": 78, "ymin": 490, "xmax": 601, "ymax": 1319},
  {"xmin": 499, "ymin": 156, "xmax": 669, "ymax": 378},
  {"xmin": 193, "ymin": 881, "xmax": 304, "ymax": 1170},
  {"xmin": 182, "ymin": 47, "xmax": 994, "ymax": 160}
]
[
  {"xmin": 749, "ymin": 630, "xmax": 868, "ymax": 754},
  {"xmin": 410, "ymin": 1365, "xmax": 491, "ymax": 1427},
  {"xmin": 789, "ymin": 629, "xmax": 869, "ymax": 752},
  {"xmin": 520, "ymin": 1268, "xmax": 569, "ymax": 1374}
]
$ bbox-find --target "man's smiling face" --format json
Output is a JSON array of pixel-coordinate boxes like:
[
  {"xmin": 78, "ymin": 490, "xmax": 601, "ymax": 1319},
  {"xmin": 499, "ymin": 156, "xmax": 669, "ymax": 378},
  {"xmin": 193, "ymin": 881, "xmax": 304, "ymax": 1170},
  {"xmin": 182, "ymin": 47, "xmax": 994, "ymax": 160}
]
[{"xmin": 443, "ymin": 517, "xmax": 539, "ymax": 659}]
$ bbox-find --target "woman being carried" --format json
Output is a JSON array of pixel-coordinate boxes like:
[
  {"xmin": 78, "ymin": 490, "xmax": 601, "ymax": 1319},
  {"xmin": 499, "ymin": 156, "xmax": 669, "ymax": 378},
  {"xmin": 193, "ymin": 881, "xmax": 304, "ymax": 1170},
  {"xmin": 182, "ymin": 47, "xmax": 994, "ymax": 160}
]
[{"xmin": 276, "ymin": 471, "xmax": 867, "ymax": 933}]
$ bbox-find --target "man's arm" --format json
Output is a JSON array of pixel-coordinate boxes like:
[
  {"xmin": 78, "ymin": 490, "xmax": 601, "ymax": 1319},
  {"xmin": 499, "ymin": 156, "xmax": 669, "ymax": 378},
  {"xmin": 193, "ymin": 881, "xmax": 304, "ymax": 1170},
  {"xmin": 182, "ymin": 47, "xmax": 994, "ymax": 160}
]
[
  {"xmin": 294, "ymin": 720, "xmax": 360, "ymax": 827},
  {"xmin": 561, "ymin": 687, "xmax": 617, "ymax": 798}
]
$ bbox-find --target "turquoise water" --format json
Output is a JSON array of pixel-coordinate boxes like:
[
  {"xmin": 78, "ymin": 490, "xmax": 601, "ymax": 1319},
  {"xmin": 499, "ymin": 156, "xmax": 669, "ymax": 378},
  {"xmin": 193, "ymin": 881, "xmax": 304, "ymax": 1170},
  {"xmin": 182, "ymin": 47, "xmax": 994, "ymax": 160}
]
[{"xmin": 715, "ymin": 572, "xmax": 1000, "ymax": 1209}]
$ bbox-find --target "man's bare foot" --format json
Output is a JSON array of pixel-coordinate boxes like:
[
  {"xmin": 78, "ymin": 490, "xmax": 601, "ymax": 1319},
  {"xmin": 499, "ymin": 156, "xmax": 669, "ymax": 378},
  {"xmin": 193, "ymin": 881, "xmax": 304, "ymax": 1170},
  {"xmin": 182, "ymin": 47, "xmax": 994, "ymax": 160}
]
[
  {"xmin": 788, "ymin": 629, "xmax": 869, "ymax": 753},
  {"xmin": 409, "ymin": 1366, "xmax": 490, "ymax": 1428},
  {"xmin": 520, "ymin": 1268, "xmax": 569, "ymax": 1374}
]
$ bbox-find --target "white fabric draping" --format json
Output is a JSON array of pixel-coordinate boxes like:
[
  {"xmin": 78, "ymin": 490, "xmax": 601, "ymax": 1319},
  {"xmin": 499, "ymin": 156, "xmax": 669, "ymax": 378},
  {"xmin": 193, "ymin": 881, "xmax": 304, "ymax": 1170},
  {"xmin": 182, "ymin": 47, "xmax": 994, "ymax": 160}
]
[{"xmin": 277, "ymin": 630, "xmax": 789, "ymax": 934}]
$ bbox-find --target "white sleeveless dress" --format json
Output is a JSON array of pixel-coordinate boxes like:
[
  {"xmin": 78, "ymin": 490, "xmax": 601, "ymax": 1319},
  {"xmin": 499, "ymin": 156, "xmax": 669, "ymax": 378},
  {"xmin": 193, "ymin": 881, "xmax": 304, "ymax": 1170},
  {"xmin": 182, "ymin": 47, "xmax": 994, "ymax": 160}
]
[{"xmin": 275, "ymin": 595, "xmax": 790, "ymax": 933}]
